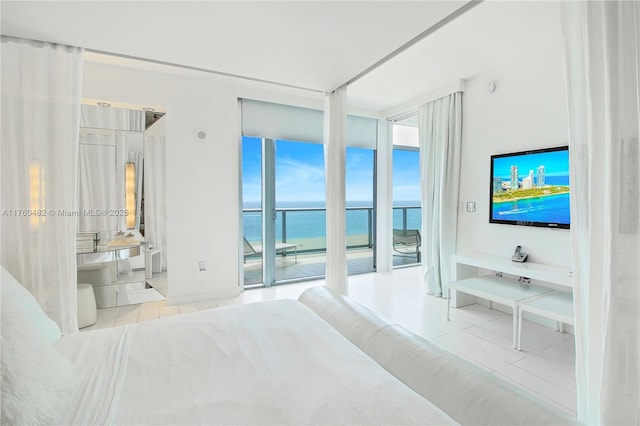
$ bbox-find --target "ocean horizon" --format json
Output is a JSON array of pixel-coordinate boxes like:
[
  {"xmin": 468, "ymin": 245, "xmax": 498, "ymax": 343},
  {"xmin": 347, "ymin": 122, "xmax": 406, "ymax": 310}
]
[
  {"xmin": 243, "ymin": 200, "xmax": 422, "ymax": 245},
  {"xmin": 243, "ymin": 200, "xmax": 421, "ymax": 209}
]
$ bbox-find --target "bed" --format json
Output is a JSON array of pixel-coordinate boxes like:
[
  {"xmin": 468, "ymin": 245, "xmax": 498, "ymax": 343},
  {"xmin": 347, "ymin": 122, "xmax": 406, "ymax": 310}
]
[
  {"xmin": 1, "ymin": 266, "xmax": 577, "ymax": 425},
  {"xmin": 1, "ymin": 267, "xmax": 452, "ymax": 425}
]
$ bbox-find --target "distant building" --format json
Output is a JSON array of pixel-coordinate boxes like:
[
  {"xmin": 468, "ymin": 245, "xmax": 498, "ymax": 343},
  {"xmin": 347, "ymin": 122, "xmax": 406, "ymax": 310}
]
[
  {"xmin": 493, "ymin": 178, "xmax": 503, "ymax": 193},
  {"xmin": 529, "ymin": 170, "xmax": 534, "ymax": 186},
  {"xmin": 510, "ymin": 165, "xmax": 519, "ymax": 190},
  {"xmin": 522, "ymin": 176, "xmax": 532, "ymax": 189},
  {"xmin": 537, "ymin": 165, "xmax": 545, "ymax": 187}
]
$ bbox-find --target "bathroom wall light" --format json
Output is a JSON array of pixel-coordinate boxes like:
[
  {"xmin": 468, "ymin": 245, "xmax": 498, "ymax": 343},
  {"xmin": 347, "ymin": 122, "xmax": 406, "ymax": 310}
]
[
  {"xmin": 125, "ymin": 162, "xmax": 136, "ymax": 229},
  {"xmin": 97, "ymin": 101, "xmax": 111, "ymax": 107}
]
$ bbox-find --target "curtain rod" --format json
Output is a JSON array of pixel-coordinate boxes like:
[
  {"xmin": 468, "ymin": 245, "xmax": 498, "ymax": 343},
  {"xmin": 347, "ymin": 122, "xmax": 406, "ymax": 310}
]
[
  {"xmin": 388, "ymin": 110, "xmax": 418, "ymax": 123},
  {"xmin": 85, "ymin": 48, "xmax": 326, "ymax": 94},
  {"xmin": 3, "ymin": 35, "xmax": 323, "ymax": 93},
  {"xmin": 343, "ymin": 0, "xmax": 484, "ymax": 89}
]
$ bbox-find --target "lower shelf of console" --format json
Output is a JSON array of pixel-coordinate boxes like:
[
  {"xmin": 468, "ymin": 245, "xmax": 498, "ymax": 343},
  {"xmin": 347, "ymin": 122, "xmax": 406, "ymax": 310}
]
[
  {"xmin": 447, "ymin": 275, "xmax": 555, "ymax": 348},
  {"xmin": 517, "ymin": 291, "xmax": 574, "ymax": 350}
]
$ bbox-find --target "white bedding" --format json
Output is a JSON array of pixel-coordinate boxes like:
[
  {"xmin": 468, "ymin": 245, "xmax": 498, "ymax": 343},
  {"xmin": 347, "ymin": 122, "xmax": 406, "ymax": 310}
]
[{"xmin": 56, "ymin": 300, "xmax": 456, "ymax": 425}]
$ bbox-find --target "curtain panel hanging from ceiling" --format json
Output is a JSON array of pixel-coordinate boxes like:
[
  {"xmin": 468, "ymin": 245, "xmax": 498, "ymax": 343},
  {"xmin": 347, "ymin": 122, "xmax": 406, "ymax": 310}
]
[
  {"xmin": 562, "ymin": 1, "xmax": 640, "ymax": 424},
  {"xmin": 144, "ymin": 131, "xmax": 168, "ymax": 271},
  {"xmin": 418, "ymin": 91, "xmax": 462, "ymax": 298},
  {"xmin": 323, "ymin": 86, "xmax": 349, "ymax": 296},
  {"xmin": 0, "ymin": 36, "xmax": 84, "ymax": 334},
  {"xmin": 77, "ymin": 129, "xmax": 120, "ymax": 233}
]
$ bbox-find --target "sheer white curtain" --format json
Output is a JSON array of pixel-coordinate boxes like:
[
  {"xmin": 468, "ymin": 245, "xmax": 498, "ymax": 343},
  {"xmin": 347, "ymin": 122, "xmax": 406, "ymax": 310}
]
[
  {"xmin": 77, "ymin": 132, "xmax": 119, "ymax": 233},
  {"xmin": 324, "ymin": 86, "xmax": 348, "ymax": 295},
  {"xmin": 1, "ymin": 37, "xmax": 83, "ymax": 334},
  {"xmin": 562, "ymin": 2, "xmax": 640, "ymax": 424},
  {"xmin": 418, "ymin": 92, "xmax": 462, "ymax": 297},
  {"xmin": 144, "ymin": 134, "xmax": 168, "ymax": 270}
]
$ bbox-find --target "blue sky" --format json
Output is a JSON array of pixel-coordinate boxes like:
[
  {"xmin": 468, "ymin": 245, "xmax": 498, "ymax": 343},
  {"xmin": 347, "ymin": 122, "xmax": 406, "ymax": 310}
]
[
  {"xmin": 392, "ymin": 149, "xmax": 421, "ymax": 202},
  {"xmin": 242, "ymin": 137, "xmax": 420, "ymax": 205},
  {"xmin": 493, "ymin": 149, "xmax": 569, "ymax": 179}
]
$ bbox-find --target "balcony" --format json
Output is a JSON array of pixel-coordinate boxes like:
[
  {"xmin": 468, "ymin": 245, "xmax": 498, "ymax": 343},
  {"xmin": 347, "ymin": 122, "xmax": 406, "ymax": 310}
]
[{"xmin": 243, "ymin": 205, "xmax": 421, "ymax": 285}]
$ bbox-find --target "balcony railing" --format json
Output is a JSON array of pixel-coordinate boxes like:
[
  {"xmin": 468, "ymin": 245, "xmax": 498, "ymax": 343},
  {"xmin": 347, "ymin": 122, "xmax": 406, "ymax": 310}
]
[{"xmin": 243, "ymin": 205, "xmax": 421, "ymax": 254}]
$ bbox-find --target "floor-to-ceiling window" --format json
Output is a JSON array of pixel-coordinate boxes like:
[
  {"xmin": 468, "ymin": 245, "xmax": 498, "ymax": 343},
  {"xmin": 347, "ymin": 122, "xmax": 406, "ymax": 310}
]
[
  {"xmin": 241, "ymin": 99, "xmax": 378, "ymax": 287},
  {"xmin": 346, "ymin": 146, "xmax": 376, "ymax": 274},
  {"xmin": 392, "ymin": 123, "xmax": 421, "ymax": 267},
  {"xmin": 273, "ymin": 139, "xmax": 326, "ymax": 282},
  {"xmin": 241, "ymin": 136, "xmax": 264, "ymax": 285}
]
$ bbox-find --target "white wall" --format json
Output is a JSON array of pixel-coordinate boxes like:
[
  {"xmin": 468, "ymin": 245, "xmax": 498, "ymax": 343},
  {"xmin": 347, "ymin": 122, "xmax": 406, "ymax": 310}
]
[
  {"xmin": 457, "ymin": 41, "xmax": 571, "ymax": 268},
  {"xmin": 82, "ymin": 60, "xmax": 324, "ymax": 303}
]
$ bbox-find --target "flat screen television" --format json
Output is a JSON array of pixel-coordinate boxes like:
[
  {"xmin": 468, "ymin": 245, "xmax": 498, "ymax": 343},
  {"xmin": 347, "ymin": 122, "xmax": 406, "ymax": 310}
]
[{"xmin": 490, "ymin": 146, "xmax": 570, "ymax": 229}]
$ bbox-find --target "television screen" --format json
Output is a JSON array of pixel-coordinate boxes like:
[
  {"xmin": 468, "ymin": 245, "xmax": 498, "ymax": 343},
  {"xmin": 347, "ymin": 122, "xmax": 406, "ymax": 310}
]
[{"xmin": 490, "ymin": 146, "xmax": 570, "ymax": 229}]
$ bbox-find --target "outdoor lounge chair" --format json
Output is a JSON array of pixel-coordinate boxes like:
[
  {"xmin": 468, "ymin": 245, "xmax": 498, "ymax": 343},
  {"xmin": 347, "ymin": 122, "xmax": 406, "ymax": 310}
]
[
  {"xmin": 243, "ymin": 237, "xmax": 300, "ymax": 263},
  {"xmin": 392, "ymin": 229, "xmax": 421, "ymax": 262}
]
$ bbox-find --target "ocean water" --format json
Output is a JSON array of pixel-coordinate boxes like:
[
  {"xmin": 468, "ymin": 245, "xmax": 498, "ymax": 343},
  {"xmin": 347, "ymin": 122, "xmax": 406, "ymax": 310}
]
[
  {"xmin": 492, "ymin": 192, "xmax": 570, "ymax": 225},
  {"xmin": 243, "ymin": 201, "xmax": 421, "ymax": 243}
]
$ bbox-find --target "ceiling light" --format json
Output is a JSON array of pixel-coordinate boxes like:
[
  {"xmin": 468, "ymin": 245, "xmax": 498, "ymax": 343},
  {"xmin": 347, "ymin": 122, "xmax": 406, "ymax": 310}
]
[{"xmin": 142, "ymin": 107, "xmax": 155, "ymax": 112}]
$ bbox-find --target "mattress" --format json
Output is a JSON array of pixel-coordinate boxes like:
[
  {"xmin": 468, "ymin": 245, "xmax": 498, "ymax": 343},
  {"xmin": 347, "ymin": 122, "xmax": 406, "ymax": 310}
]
[{"xmin": 55, "ymin": 299, "xmax": 456, "ymax": 425}]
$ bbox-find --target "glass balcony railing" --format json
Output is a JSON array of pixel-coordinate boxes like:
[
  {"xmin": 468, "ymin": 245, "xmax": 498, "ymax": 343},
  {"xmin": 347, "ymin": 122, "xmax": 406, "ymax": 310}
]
[
  {"xmin": 392, "ymin": 205, "xmax": 422, "ymax": 233},
  {"xmin": 243, "ymin": 205, "xmax": 421, "ymax": 285},
  {"xmin": 243, "ymin": 206, "xmax": 421, "ymax": 254}
]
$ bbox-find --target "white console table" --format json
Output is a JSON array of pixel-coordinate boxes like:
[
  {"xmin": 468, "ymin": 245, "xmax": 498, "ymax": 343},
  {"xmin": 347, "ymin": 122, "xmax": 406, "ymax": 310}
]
[{"xmin": 448, "ymin": 253, "xmax": 573, "ymax": 349}]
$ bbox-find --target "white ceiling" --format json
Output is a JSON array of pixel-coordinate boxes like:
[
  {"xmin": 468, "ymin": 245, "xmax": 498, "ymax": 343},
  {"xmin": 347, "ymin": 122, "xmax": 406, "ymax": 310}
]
[
  {"xmin": 349, "ymin": 1, "xmax": 562, "ymax": 113},
  {"xmin": 0, "ymin": 1, "xmax": 561, "ymax": 114}
]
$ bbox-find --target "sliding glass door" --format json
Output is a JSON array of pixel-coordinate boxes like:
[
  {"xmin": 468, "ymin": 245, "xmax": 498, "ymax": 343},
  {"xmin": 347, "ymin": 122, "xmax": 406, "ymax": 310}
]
[
  {"xmin": 273, "ymin": 139, "xmax": 326, "ymax": 282},
  {"xmin": 392, "ymin": 123, "xmax": 421, "ymax": 267},
  {"xmin": 242, "ymin": 138, "xmax": 377, "ymax": 286},
  {"xmin": 242, "ymin": 137, "xmax": 327, "ymax": 286},
  {"xmin": 241, "ymin": 136, "xmax": 264, "ymax": 285}
]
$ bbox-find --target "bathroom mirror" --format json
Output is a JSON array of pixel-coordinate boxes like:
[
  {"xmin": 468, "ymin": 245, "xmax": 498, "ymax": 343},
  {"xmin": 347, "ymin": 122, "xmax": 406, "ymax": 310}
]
[
  {"xmin": 78, "ymin": 104, "xmax": 146, "ymax": 236},
  {"xmin": 77, "ymin": 102, "xmax": 168, "ymax": 305}
]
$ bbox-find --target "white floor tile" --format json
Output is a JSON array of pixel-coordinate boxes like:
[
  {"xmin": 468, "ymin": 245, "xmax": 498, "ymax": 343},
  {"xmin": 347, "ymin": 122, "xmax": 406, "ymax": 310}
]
[
  {"xmin": 155, "ymin": 300, "xmax": 176, "ymax": 316},
  {"xmin": 138, "ymin": 300, "xmax": 162, "ymax": 322},
  {"xmin": 178, "ymin": 303, "xmax": 199, "ymax": 315},
  {"xmin": 197, "ymin": 299, "xmax": 218, "ymax": 311},
  {"xmin": 493, "ymin": 369, "xmax": 577, "ymax": 416},
  {"xmin": 214, "ymin": 296, "xmax": 240, "ymax": 307},
  {"xmin": 114, "ymin": 304, "xmax": 141, "ymax": 326}
]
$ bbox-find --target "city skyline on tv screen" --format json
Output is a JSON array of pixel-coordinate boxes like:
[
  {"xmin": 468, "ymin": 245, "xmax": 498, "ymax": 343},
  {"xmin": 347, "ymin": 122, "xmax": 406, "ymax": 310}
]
[{"xmin": 490, "ymin": 147, "xmax": 570, "ymax": 228}]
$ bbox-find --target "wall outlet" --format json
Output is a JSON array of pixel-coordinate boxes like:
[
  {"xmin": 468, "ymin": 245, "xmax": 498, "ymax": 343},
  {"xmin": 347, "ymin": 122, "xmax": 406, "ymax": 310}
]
[
  {"xmin": 466, "ymin": 202, "xmax": 476, "ymax": 212},
  {"xmin": 199, "ymin": 261, "xmax": 206, "ymax": 271}
]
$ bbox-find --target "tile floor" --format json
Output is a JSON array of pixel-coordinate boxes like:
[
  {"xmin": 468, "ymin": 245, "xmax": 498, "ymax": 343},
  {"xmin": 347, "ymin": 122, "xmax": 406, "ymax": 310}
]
[{"xmin": 83, "ymin": 266, "xmax": 576, "ymax": 417}]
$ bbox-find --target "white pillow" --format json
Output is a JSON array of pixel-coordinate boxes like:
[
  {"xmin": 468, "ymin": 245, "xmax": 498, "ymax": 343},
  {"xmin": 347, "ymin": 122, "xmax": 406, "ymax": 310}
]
[
  {"xmin": 1, "ymin": 270, "xmax": 78, "ymax": 425},
  {"xmin": 1, "ymin": 266, "xmax": 62, "ymax": 344}
]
